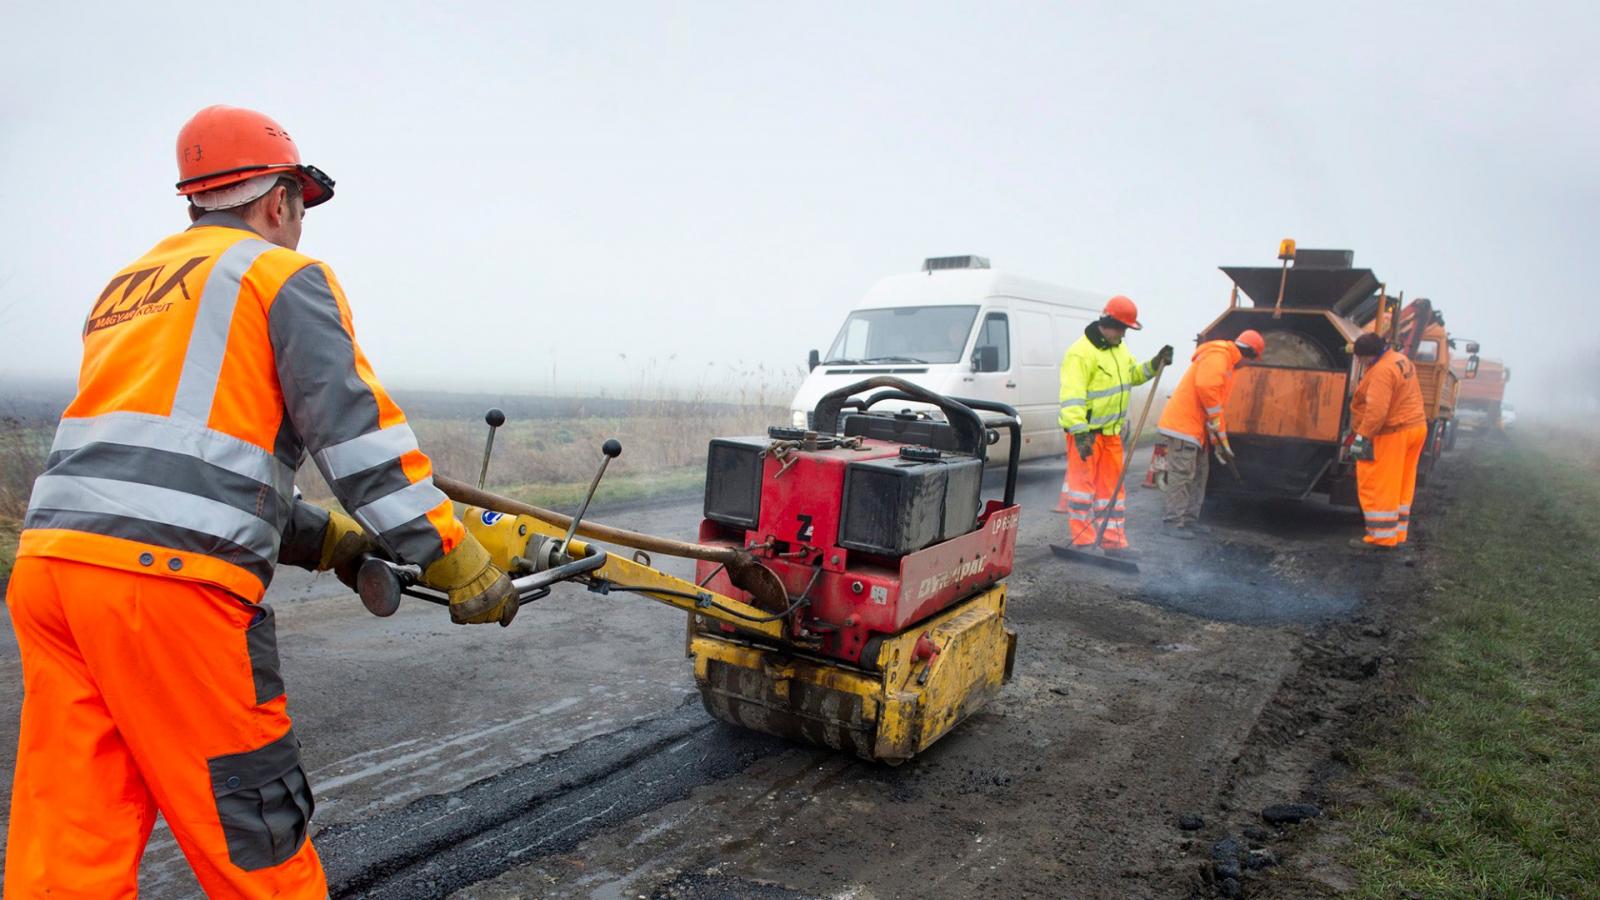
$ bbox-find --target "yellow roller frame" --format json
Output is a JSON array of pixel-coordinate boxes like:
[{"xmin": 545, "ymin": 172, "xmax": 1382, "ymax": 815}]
[{"xmin": 692, "ymin": 584, "xmax": 1016, "ymax": 763}]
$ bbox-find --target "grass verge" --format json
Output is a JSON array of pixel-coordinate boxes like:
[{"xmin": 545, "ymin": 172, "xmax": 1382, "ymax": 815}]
[
  {"xmin": 0, "ymin": 516, "xmax": 18, "ymax": 585},
  {"xmin": 1343, "ymin": 435, "xmax": 1600, "ymax": 897},
  {"xmin": 494, "ymin": 468, "xmax": 703, "ymax": 513}
]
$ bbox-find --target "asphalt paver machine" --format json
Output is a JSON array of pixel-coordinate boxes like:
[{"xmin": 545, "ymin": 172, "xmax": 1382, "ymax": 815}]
[{"xmin": 358, "ymin": 377, "xmax": 1020, "ymax": 763}]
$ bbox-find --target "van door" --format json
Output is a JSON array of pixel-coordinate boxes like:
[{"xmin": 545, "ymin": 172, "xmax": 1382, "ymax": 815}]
[
  {"xmin": 961, "ymin": 310, "xmax": 1017, "ymax": 459},
  {"xmin": 1013, "ymin": 307, "xmax": 1060, "ymax": 460}
]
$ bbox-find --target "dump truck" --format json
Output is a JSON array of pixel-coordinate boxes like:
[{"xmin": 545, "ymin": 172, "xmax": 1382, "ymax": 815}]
[
  {"xmin": 1192, "ymin": 241, "xmax": 1450, "ymax": 507},
  {"xmin": 1450, "ymin": 347, "xmax": 1510, "ymax": 432},
  {"xmin": 1388, "ymin": 297, "xmax": 1459, "ymax": 479}
]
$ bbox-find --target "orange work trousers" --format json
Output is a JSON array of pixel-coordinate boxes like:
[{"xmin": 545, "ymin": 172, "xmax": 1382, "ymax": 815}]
[
  {"xmin": 1355, "ymin": 423, "xmax": 1427, "ymax": 547},
  {"xmin": 1057, "ymin": 432, "xmax": 1129, "ymax": 548},
  {"xmin": 4, "ymin": 556, "xmax": 325, "ymax": 899}
]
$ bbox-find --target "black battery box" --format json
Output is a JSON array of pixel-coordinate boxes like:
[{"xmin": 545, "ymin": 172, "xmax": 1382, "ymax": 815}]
[{"xmin": 837, "ymin": 449, "xmax": 983, "ymax": 556}]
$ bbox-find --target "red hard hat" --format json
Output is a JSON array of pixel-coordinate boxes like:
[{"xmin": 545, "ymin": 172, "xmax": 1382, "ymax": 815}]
[
  {"xmin": 1235, "ymin": 329, "xmax": 1265, "ymax": 359},
  {"xmin": 175, "ymin": 105, "xmax": 334, "ymax": 207},
  {"xmin": 1102, "ymin": 295, "xmax": 1142, "ymax": 330}
]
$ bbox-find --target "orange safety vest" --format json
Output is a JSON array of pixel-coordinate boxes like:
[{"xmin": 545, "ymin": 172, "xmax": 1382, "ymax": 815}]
[
  {"xmin": 1351, "ymin": 349, "xmax": 1426, "ymax": 438},
  {"xmin": 18, "ymin": 212, "xmax": 461, "ymax": 602},
  {"xmin": 1156, "ymin": 340, "xmax": 1243, "ymax": 446}
]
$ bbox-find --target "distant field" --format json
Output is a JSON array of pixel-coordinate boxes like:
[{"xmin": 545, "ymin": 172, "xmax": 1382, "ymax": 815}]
[{"xmin": 0, "ymin": 382, "xmax": 794, "ymax": 581}]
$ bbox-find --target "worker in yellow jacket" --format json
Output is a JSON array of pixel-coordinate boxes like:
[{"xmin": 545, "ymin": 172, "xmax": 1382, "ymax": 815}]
[{"xmin": 1056, "ymin": 296, "xmax": 1172, "ymax": 556}]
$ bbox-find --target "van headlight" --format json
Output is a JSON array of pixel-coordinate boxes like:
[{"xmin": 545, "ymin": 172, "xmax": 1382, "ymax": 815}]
[{"xmin": 792, "ymin": 409, "xmax": 809, "ymax": 429}]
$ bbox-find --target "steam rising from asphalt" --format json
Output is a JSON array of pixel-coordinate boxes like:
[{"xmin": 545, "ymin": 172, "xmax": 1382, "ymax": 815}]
[{"xmin": 1134, "ymin": 523, "xmax": 1362, "ymax": 625}]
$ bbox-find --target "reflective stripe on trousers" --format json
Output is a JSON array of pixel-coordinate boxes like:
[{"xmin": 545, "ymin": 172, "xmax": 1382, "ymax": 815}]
[
  {"xmin": 1064, "ymin": 432, "xmax": 1130, "ymax": 548},
  {"xmin": 1355, "ymin": 424, "xmax": 1427, "ymax": 547}
]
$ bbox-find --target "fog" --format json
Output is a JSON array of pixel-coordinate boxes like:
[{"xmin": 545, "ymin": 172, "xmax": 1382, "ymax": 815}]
[{"xmin": 2, "ymin": 2, "xmax": 1595, "ymax": 410}]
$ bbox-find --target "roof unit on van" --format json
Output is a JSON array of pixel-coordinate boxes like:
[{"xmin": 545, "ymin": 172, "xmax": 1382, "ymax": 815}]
[{"xmin": 923, "ymin": 255, "xmax": 991, "ymax": 273}]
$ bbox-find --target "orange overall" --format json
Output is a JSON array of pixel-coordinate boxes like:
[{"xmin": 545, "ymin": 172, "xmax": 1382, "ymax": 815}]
[
  {"xmin": 1351, "ymin": 350, "xmax": 1427, "ymax": 546},
  {"xmin": 1063, "ymin": 433, "xmax": 1130, "ymax": 547},
  {"xmin": 6, "ymin": 212, "xmax": 460, "ymax": 897}
]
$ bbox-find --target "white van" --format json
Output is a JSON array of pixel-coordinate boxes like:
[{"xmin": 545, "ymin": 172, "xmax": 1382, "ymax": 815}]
[{"xmin": 791, "ymin": 256, "xmax": 1108, "ymax": 461}]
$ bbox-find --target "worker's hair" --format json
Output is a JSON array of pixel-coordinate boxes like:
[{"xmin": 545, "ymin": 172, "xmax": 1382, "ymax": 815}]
[
  {"xmin": 1352, "ymin": 333, "xmax": 1387, "ymax": 358},
  {"xmin": 235, "ymin": 175, "xmax": 303, "ymax": 218}
]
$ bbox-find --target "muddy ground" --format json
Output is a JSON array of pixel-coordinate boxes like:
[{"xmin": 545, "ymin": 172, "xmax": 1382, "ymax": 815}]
[{"xmin": 0, "ymin": 445, "xmax": 1455, "ymax": 898}]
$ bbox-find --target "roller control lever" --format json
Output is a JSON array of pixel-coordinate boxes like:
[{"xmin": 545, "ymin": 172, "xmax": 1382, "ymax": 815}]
[
  {"xmin": 477, "ymin": 408, "xmax": 505, "ymax": 490},
  {"xmin": 556, "ymin": 439, "xmax": 622, "ymax": 558},
  {"xmin": 355, "ymin": 544, "xmax": 607, "ymax": 618}
]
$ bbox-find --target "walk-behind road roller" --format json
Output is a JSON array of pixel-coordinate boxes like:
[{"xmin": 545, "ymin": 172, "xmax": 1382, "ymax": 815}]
[{"xmin": 356, "ymin": 377, "xmax": 1020, "ymax": 764}]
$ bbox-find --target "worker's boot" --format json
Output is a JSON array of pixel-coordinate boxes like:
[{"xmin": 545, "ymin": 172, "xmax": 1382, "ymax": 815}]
[{"xmin": 1160, "ymin": 523, "xmax": 1195, "ymax": 541}]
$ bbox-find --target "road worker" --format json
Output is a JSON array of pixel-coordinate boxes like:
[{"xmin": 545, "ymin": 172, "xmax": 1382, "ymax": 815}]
[
  {"xmin": 1348, "ymin": 331, "xmax": 1428, "ymax": 549},
  {"xmin": 4, "ymin": 105, "xmax": 517, "ymax": 898},
  {"xmin": 1153, "ymin": 330, "xmax": 1265, "ymax": 538},
  {"xmin": 1056, "ymin": 296, "xmax": 1173, "ymax": 557}
]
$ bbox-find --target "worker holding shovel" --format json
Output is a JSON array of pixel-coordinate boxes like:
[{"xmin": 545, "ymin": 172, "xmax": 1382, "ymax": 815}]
[
  {"xmin": 1153, "ymin": 329, "xmax": 1265, "ymax": 538},
  {"xmin": 1055, "ymin": 296, "xmax": 1172, "ymax": 559}
]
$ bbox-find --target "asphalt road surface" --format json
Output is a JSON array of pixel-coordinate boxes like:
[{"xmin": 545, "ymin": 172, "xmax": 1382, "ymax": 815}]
[{"xmin": 0, "ymin": 449, "xmax": 1411, "ymax": 897}]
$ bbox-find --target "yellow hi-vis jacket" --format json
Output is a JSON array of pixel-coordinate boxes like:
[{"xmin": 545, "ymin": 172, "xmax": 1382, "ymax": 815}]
[{"xmin": 1058, "ymin": 328, "xmax": 1157, "ymax": 436}]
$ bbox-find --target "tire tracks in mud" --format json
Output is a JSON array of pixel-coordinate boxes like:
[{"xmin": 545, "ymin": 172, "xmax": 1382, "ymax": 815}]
[{"xmin": 321, "ymin": 696, "xmax": 785, "ymax": 898}]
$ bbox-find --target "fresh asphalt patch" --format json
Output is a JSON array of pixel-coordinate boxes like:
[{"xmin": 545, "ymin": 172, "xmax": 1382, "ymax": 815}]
[{"xmin": 322, "ymin": 696, "xmax": 787, "ymax": 899}]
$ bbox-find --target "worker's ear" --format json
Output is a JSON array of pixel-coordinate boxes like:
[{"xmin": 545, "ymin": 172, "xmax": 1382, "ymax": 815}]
[{"xmin": 268, "ymin": 184, "xmax": 298, "ymax": 227}]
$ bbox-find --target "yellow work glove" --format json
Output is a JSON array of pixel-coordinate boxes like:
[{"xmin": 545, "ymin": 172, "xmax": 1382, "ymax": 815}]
[
  {"xmin": 1205, "ymin": 417, "xmax": 1235, "ymax": 462},
  {"xmin": 422, "ymin": 530, "xmax": 518, "ymax": 626},
  {"xmin": 320, "ymin": 509, "xmax": 378, "ymax": 590}
]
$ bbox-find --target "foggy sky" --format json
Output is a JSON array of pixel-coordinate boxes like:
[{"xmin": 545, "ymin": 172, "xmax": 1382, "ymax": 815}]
[{"xmin": 2, "ymin": 1, "xmax": 1595, "ymax": 409}]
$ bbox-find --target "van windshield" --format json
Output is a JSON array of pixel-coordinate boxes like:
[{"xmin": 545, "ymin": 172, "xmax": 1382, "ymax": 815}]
[{"xmin": 823, "ymin": 305, "xmax": 979, "ymax": 365}]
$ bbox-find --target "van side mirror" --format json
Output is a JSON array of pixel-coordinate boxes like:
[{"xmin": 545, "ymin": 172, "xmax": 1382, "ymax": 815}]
[
  {"xmin": 808, "ymin": 349, "xmax": 820, "ymax": 372},
  {"xmin": 1465, "ymin": 355, "xmax": 1480, "ymax": 379},
  {"xmin": 972, "ymin": 345, "xmax": 1000, "ymax": 373}
]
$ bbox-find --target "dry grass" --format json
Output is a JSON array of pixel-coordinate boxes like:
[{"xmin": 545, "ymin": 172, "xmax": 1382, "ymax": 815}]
[
  {"xmin": 297, "ymin": 377, "xmax": 790, "ymax": 503},
  {"xmin": 0, "ymin": 414, "xmax": 51, "ymax": 580},
  {"xmin": 0, "ymin": 415, "xmax": 50, "ymax": 520},
  {"xmin": 0, "ymin": 370, "xmax": 797, "ymax": 580}
]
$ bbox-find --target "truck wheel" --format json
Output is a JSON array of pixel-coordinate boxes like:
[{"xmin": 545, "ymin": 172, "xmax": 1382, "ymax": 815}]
[{"xmin": 1443, "ymin": 418, "xmax": 1457, "ymax": 452}]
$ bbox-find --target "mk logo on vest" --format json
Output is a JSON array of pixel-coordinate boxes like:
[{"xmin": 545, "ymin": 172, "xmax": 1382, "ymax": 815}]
[{"xmin": 85, "ymin": 256, "xmax": 210, "ymax": 334}]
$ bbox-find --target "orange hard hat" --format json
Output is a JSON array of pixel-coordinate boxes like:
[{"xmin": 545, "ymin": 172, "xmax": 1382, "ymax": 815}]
[
  {"xmin": 175, "ymin": 105, "xmax": 334, "ymax": 207},
  {"xmin": 1235, "ymin": 329, "xmax": 1265, "ymax": 359},
  {"xmin": 1101, "ymin": 295, "xmax": 1142, "ymax": 330}
]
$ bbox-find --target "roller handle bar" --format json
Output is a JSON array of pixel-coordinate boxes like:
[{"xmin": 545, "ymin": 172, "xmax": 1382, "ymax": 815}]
[
  {"xmin": 856, "ymin": 389, "xmax": 1022, "ymax": 507},
  {"xmin": 355, "ymin": 545, "xmax": 608, "ymax": 618},
  {"xmin": 811, "ymin": 376, "xmax": 988, "ymax": 460}
]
